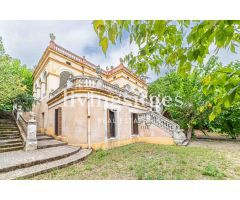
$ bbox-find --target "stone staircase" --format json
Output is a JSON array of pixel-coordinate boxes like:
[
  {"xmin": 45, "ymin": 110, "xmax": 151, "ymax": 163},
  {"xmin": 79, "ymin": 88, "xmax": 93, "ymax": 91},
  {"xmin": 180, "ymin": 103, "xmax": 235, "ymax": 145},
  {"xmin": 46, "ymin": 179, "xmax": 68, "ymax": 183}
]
[
  {"xmin": 0, "ymin": 134, "xmax": 92, "ymax": 180},
  {"xmin": 138, "ymin": 111, "xmax": 189, "ymax": 146},
  {"xmin": 0, "ymin": 111, "xmax": 24, "ymax": 153}
]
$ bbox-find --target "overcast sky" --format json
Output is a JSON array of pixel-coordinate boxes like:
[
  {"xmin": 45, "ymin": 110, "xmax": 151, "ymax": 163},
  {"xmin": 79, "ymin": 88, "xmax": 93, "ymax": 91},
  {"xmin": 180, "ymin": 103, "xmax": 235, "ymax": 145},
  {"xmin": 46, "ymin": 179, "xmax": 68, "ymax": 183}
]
[{"xmin": 0, "ymin": 20, "xmax": 239, "ymax": 82}]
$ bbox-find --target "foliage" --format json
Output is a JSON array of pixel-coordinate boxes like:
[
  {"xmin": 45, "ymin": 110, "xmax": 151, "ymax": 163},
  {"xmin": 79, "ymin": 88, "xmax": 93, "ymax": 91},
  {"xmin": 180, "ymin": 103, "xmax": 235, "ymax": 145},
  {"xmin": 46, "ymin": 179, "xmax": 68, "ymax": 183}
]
[
  {"xmin": 202, "ymin": 60, "xmax": 240, "ymax": 121},
  {"xmin": 149, "ymin": 56, "xmax": 240, "ymax": 138},
  {"xmin": 202, "ymin": 164, "xmax": 225, "ymax": 178},
  {"xmin": 210, "ymin": 102, "xmax": 240, "ymax": 139},
  {"xmin": 14, "ymin": 93, "xmax": 35, "ymax": 112},
  {"xmin": 148, "ymin": 70, "xmax": 209, "ymax": 136},
  {"xmin": 93, "ymin": 20, "xmax": 240, "ymax": 114},
  {"xmin": 0, "ymin": 37, "xmax": 33, "ymax": 111}
]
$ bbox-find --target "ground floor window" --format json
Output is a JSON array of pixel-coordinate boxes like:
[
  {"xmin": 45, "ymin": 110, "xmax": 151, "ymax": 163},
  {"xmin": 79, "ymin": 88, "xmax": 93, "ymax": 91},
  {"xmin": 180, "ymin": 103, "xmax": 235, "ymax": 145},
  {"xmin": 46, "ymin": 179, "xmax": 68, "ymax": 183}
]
[
  {"xmin": 131, "ymin": 113, "xmax": 139, "ymax": 135},
  {"xmin": 107, "ymin": 109, "xmax": 116, "ymax": 138},
  {"xmin": 54, "ymin": 107, "xmax": 62, "ymax": 136}
]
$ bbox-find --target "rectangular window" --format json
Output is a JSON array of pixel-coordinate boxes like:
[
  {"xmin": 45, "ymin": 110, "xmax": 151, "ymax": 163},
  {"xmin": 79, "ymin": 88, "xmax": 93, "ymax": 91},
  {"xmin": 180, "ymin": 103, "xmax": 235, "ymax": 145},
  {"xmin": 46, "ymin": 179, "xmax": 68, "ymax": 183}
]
[
  {"xmin": 107, "ymin": 109, "xmax": 116, "ymax": 138},
  {"xmin": 131, "ymin": 113, "xmax": 139, "ymax": 135}
]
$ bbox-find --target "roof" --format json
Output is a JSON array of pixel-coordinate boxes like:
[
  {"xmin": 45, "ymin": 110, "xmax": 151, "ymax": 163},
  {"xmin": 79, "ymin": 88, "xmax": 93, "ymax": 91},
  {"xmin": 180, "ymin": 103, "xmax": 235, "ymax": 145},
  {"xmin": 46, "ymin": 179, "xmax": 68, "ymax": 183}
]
[{"xmin": 34, "ymin": 41, "xmax": 146, "ymax": 85}]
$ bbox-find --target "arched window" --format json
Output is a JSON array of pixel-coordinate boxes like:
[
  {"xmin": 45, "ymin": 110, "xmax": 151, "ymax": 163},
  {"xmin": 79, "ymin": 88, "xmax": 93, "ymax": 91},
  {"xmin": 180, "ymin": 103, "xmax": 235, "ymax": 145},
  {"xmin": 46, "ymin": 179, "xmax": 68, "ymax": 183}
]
[
  {"xmin": 114, "ymin": 83, "xmax": 120, "ymax": 88},
  {"xmin": 42, "ymin": 71, "xmax": 47, "ymax": 94},
  {"xmin": 134, "ymin": 88, "xmax": 139, "ymax": 95},
  {"xmin": 59, "ymin": 71, "xmax": 72, "ymax": 87},
  {"xmin": 123, "ymin": 84, "xmax": 131, "ymax": 92},
  {"xmin": 38, "ymin": 78, "xmax": 41, "ymax": 99}
]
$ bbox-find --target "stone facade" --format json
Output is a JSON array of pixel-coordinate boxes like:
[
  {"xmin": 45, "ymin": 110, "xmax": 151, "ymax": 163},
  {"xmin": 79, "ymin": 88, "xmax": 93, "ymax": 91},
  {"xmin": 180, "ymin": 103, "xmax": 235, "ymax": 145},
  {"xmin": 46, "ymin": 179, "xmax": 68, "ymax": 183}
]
[{"xmin": 32, "ymin": 39, "xmax": 178, "ymax": 150}]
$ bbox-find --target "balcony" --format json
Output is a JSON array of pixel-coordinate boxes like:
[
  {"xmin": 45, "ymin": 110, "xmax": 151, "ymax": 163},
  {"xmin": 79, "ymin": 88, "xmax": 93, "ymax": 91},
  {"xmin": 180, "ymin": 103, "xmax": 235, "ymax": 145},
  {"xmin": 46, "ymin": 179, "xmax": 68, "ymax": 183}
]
[{"xmin": 49, "ymin": 75, "xmax": 150, "ymax": 106}]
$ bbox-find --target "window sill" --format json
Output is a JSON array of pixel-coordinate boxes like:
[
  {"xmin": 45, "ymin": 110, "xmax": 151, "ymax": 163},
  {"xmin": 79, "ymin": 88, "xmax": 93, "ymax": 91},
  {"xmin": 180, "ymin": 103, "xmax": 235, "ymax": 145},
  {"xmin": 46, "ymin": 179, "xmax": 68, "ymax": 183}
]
[
  {"xmin": 131, "ymin": 134, "xmax": 139, "ymax": 138},
  {"xmin": 107, "ymin": 137, "xmax": 118, "ymax": 141}
]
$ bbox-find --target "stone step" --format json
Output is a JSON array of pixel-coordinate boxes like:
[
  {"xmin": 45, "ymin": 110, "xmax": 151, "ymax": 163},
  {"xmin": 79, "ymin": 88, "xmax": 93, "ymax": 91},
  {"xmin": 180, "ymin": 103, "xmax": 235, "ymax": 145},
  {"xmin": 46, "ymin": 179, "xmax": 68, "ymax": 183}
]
[
  {"xmin": 0, "ymin": 134, "xmax": 20, "ymax": 138},
  {"xmin": 37, "ymin": 139, "xmax": 67, "ymax": 149},
  {"xmin": 0, "ymin": 138, "xmax": 22, "ymax": 144},
  {"xmin": 0, "ymin": 125, "xmax": 18, "ymax": 127},
  {"xmin": 0, "ymin": 146, "xmax": 23, "ymax": 153},
  {"xmin": 0, "ymin": 149, "xmax": 92, "ymax": 180},
  {"xmin": 0, "ymin": 135, "xmax": 21, "ymax": 139},
  {"xmin": 0, "ymin": 146, "xmax": 82, "ymax": 174},
  {"xmin": 0, "ymin": 142, "xmax": 23, "ymax": 148},
  {"xmin": 0, "ymin": 121, "xmax": 15, "ymax": 124},
  {"xmin": 37, "ymin": 135, "xmax": 55, "ymax": 141},
  {"xmin": 0, "ymin": 131, "xmax": 19, "ymax": 134},
  {"xmin": 0, "ymin": 127, "xmax": 18, "ymax": 130},
  {"xmin": 0, "ymin": 130, "xmax": 19, "ymax": 133},
  {"xmin": 0, "ymin": 124, "xmax": 17, "ymax": 126},
  {"xmin": 0, "ymin": 128, "xmax": 18, "ymax": 131}
]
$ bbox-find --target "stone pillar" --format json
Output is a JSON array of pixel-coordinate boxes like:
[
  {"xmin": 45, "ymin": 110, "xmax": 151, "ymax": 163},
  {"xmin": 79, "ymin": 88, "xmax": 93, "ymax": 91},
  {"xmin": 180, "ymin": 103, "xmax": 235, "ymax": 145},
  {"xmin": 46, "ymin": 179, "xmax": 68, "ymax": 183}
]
[{"xmin": 25, "ymin": 112, "xmax": 37, "ymax": 151}]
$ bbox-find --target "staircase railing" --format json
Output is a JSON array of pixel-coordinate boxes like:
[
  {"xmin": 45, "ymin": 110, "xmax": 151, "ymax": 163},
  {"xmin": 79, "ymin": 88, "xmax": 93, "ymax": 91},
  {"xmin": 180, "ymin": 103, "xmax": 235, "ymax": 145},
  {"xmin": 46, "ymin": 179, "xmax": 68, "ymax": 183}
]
[
  {"xmin": 138, "ymin": 112, "xmax": 180, "ymax": 135},
  {"xmin": 12, "ymin": 104, "xmax": 37, "ymax": 151},
  {"xmin": 138, "ymin": 111, "xmax": 188, "ymax": 145}
]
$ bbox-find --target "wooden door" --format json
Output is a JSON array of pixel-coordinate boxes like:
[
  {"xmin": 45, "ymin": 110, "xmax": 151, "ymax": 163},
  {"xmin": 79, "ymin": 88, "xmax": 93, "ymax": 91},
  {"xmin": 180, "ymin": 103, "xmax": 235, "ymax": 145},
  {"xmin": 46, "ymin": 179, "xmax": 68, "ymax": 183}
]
[
  {"xmin": 54, "ymin": 108, "xmax": 62, "ymax": 136},
  {"xmin": 55, "ymin": 109, "xmax": 59, "ymax": 135}
]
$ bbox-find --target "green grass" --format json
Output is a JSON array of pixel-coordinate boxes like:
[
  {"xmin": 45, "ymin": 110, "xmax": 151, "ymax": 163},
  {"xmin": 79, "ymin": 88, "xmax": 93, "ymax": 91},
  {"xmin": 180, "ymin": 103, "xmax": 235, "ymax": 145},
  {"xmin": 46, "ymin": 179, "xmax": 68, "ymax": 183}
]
[{"xmin": 28, "ymin": 143, "xmax": 240, "ymax": 180}]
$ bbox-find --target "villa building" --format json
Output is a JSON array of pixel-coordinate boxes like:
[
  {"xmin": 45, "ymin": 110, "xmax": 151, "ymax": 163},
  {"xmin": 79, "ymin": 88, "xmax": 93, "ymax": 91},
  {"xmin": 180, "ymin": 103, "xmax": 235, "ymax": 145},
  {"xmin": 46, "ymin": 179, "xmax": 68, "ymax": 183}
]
[{"xmin": 32, "ymin": 36, "xmax": 187, "ymax": 150}]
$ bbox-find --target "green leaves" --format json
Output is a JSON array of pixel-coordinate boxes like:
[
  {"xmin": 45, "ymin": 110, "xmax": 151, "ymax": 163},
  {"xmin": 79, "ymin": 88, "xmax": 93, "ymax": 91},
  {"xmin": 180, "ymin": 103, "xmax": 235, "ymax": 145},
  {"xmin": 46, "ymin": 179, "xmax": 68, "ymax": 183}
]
[
  {"xmin": 92, "ymin": 20, "xmax": 240, "ymax": 123},
  {"xmin": 93, "ymin": 20, "xmax": 104, "ymax": 34},
  {"xmin": 0, "ymin": 37, "xmax": 33, "ymax": 110},
  {"xmin": 177, "ymin": 62, "xmax": 191, "ymax": 77},
  {"xmin": 209, "ymin": 113, "xmax": 216, "ymax": 121},
  {"xmin": 99, "ymin": 37, "xmax": 108, "ymax": 55}
]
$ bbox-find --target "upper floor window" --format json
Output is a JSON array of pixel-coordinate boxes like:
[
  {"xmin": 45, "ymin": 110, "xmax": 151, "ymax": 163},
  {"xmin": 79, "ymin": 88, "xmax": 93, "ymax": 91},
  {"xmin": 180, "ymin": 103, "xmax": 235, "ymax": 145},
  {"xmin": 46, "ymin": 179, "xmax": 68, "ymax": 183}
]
[
  {"xmin": 123, "ymin": 84, "xmax": 131, "ymax": 92},
  {"xmin": 59, "ymin": 71, "xmax": 72, "ymax": 87}
]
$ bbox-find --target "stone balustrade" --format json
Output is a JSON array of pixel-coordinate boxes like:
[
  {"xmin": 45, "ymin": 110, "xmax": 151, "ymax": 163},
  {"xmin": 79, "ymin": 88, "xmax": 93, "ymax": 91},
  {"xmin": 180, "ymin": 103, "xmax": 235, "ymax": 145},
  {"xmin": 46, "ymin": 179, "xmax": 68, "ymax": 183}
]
[
  {"xmin": 13, "ymin": 104, "xmax": 37, "ymax": 151},
  {"xmin": 138, "ymin": 112, "xmax": 180, "ymax": 135},
  {"xmin": 49, "ymin": 75, "xmax": 150, "ymax": 106},
  {"xmin": 138, "ymin": 111, "xmax": 189, "ymax": 145},
  {"xmin": 52, "ymin": 44, "xmax": 97, "ymax": 68}
]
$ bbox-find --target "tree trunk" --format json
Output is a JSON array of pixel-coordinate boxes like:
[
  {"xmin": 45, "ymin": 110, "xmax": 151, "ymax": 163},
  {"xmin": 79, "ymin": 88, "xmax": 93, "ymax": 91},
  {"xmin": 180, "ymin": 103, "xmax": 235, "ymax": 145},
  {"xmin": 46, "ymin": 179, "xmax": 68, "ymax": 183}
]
[{"xmin": 187, "ymin": 126, "xmax": 193, "ymax": 140}]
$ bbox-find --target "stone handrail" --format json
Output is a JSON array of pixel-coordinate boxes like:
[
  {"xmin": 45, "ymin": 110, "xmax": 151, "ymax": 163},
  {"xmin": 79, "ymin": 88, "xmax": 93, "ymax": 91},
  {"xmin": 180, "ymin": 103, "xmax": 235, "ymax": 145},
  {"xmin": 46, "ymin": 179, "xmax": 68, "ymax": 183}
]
[
  {"xmin": 138, "ymin": 112, "xmax": 180, "ymax": 135},
  {"xmin": 12, "ymin": 104, "xmax": 37, "ymax": 151},
  {"xmin": 49, "ymin": 75, "xmax": 150, "ymax": 105},
  {"xmin": 138, "ymin": 111, "xmax": 188, "ymax": 145},
  {"xmin": 18, "ymin": 114, "xmax": 28, "ymax": 134}
]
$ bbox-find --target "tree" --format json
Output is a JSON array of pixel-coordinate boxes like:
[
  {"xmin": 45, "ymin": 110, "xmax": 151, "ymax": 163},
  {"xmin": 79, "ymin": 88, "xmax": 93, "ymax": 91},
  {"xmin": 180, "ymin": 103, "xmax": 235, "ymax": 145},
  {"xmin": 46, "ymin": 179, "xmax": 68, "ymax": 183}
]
[
  {"xmin": 148, "ymin": 70, "xmax": 210, "ymax": 140},
  {"xmin": 93, "ymin": 20, "xmax": 240, "ymax": 116},
  {"xmin": 149, "ymin": 56, "xmax": 240, "ymax": 139},
  {"xmin": 202, "ymin": 60, "xmax": 240, "ymax": 121},
  {"xmin": 210, "ymin": 102, "xmax": 240, "ymax": 139},
  {"xmin": 0, "ymin": 37, "xmax": 33, "ymax": 111}
]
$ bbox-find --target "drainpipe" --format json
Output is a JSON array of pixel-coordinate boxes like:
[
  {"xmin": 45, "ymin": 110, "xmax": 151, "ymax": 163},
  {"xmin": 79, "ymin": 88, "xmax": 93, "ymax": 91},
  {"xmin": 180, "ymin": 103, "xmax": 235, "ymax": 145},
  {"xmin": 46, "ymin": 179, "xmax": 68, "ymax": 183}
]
[{"xmin": 87, "ymin": 92, "xmax": 91, "ymax": 149}]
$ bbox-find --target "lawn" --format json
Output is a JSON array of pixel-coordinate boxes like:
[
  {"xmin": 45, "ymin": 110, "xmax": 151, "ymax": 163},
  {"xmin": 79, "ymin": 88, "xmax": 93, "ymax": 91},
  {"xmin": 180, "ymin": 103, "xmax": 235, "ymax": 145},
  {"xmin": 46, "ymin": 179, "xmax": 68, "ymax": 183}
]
[{"xmin": 29, "ymin": 143, "xmax": 240, "ymax": 180}]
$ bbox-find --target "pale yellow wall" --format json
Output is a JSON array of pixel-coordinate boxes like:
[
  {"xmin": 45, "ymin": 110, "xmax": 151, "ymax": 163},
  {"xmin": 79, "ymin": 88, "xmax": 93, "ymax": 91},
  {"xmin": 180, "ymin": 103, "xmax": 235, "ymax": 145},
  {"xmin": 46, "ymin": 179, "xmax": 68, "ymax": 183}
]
[
  {"xmin": 109, "ymin": 75, "xmax": 147, "ymax": 97},
  {"xmin": 33, "ymin": 49, "xmax": 148, "ymax": 101},
  {"xmin": 31, "ymin": 46, "xmax": 176, "ymax": 150}
]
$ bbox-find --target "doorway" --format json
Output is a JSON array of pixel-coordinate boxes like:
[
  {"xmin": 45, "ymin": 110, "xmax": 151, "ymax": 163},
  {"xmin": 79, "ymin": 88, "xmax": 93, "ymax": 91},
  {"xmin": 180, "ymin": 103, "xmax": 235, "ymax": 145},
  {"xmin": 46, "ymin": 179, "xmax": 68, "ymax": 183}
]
[
  {"xmin": 42, "ymin": 112, "xmax": 45, "ymax": 133},
  {"xmin": 107, "ymin": 109, "xmax": 116, "ymax": 138},
  {"xmin": 54, "ymin": 108, "xmax": 62, "ymax": 136},
  {"xmin": 131, "ymin": 113, "xmax": 139, "ymax": 135}
]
